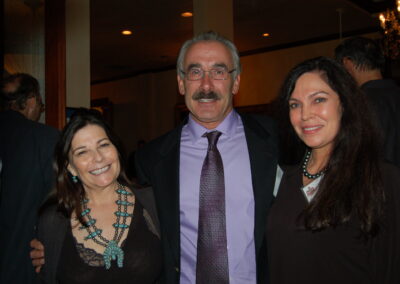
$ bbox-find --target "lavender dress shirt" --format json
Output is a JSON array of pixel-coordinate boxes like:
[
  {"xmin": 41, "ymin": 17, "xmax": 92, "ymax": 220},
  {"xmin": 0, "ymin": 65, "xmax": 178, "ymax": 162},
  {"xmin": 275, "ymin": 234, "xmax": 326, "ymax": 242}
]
[{"xmin": 179, "ymin": 110, "xmax": 256, "ymax": 284}]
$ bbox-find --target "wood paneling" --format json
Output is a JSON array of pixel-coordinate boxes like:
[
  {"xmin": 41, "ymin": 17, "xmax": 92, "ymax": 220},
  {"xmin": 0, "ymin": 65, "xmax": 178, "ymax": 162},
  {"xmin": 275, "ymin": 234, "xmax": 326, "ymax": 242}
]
[{"xmin": 45, "ymin": 0, "xmax": 66, "ymax": 129}]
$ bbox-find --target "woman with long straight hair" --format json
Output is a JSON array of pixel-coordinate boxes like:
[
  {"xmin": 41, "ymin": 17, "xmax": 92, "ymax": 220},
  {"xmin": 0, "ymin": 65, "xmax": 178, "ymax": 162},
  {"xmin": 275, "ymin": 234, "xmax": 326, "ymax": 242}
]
[{"xmin": 267, "ymin": 56, "xmax": 400, "ymax": 284}]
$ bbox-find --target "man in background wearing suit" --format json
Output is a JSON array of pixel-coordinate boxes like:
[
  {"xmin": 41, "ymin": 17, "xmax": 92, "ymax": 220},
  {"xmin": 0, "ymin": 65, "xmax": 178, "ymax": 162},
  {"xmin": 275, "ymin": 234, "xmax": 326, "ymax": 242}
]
[
  {"xmin": 335, "ymin": 37, "xmax": 400, "ymax": 167},
  {"xmin": 135, "ymin": 31, "xmax": 279, "ymax": 284},
  {"xmin": 0, "ymin": 73, "xmax": 59, "ymax": 284}
]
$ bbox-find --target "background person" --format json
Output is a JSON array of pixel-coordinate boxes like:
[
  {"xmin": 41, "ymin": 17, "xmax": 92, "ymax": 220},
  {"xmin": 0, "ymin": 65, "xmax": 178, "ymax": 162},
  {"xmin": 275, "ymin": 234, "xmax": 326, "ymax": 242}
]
[
  {"xmin": 0, "ymin": 73, "xmax": 59, "ymax": 284},
  {"xmin": 335, "ymin": 36, "xmax": 400, "ymax": 167},
  {"xmin": 36, "ymin": 108, "xmax": 162, "ymax": 284},
  {"xmin": 267, "ymin": 56, "xmax": 400, "ymax": 284}
]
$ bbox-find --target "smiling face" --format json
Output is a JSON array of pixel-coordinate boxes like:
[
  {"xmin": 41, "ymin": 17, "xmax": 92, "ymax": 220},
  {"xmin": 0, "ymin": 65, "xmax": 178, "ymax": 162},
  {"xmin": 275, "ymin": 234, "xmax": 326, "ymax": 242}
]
[
  {"xmin": 67, "ymin": 124, "xmax": 120, "ymax": 192},
  {"xmin": 177, "ymin": 41, "xmax": 240, "ymax": 129},
  {"xmin": 289, "ymin": 72, "xmax": 342, "ymax": 155}
]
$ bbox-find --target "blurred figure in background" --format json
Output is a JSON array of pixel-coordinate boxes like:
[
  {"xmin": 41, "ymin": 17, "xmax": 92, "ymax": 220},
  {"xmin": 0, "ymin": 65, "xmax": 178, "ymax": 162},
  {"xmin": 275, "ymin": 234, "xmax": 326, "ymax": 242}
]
[
  {"xmin": 335, "ymin": 36, "xmax": 400, "ymax": 167},
  {"xmin": 0, "ymin": 73, "xmax": 59, "ymax": 284}
]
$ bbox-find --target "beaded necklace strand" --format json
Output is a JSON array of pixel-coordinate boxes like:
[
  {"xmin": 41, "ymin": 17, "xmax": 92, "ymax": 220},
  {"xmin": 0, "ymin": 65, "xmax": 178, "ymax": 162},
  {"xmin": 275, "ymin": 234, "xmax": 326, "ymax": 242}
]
[
  {"xmin": 80, "ymin": 184, "xmax": 134, "ymax": 269},
  {"xmin": 302, "ymin": 149, "xmax": 326, "ymax": 179}
]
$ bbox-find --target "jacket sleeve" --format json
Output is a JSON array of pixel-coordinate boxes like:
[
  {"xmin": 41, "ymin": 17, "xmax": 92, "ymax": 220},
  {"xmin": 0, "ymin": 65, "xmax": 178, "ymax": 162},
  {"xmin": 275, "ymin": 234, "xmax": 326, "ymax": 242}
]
[{"xmin": 37, "ymin": 203, "xmax": 68, "ymax": 284}]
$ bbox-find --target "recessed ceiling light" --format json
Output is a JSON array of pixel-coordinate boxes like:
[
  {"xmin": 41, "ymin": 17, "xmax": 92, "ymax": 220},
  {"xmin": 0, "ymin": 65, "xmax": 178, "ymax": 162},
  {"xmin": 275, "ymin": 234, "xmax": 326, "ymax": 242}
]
[
  {"xmin": 181, "ymin": 12, "xmax": 193, "ymax": 17},
  {"xmin": 262, "ymin": 33, "xmax": 270, "ymax": 37},
  {"xmin": 121, "ymin": 30, "xmax": 132, "ymax": 35}
]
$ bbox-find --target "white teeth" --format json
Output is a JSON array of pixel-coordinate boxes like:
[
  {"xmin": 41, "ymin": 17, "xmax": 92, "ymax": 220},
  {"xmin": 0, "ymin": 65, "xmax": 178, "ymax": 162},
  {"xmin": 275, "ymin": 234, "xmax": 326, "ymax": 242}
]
[
  {"xmin": 304, "ymin": 126, "xmax": 320, "ymax": 131},
  {"xmin": 198, "ymin": 99, "xmax": 215, "ymax": 103},
  {"xmin": 90, "ymin": 165, "xmax": 110, "ymax": 175}
]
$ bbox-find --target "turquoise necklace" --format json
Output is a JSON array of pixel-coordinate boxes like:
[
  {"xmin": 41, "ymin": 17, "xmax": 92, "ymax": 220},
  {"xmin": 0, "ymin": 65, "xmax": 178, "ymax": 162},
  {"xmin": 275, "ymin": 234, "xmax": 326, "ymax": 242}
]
[{"xmin": 80, "ymin": 184, "xmax": 134, "ymax": 269}]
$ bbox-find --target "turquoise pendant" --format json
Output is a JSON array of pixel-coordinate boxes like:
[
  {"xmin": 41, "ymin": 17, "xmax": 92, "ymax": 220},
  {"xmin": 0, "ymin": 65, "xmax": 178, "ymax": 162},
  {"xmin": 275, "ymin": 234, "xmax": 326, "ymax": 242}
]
[
  {"xmin": 84, "ymin": 229, "xmax": 102, "ymax": 240},
  {"xmin": 113, "ymin": 223, "xmax": 129, "ymax": 229},
  {"xmin": 116, "ymin": 189, "xmax": 133, "ymax": 195},
  {"xmin": 103, "ymin": 240, "xmax": 124, "ymax": 269},
  {"xmin": 115, "ymin": 211, "xmax": 132, "ymax": 217},
  {"xmin": 81, "ymin": 208, "xmax": 91, "ymax": 216},
  {"xmin": 116, "ymin": 200, "xmax": 134, "ymax": 206},
  {"xmin": 79, "ymin": 219, "xmax": 96, "ymax": 230}
]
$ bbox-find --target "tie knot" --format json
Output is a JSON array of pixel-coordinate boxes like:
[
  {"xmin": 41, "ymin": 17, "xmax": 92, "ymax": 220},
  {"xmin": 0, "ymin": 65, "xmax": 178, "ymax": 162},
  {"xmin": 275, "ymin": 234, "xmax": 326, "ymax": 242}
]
[{"xmin": 203, "ymin": 131, "xmax": 222, "ymax": 147}]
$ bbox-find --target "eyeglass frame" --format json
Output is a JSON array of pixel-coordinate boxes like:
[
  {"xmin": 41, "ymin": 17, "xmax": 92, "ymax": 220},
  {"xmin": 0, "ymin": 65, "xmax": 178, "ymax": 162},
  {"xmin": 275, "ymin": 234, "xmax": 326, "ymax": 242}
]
[{"xmin": 180, "ymin": 67, "xmax": 237, "ymax": 81}]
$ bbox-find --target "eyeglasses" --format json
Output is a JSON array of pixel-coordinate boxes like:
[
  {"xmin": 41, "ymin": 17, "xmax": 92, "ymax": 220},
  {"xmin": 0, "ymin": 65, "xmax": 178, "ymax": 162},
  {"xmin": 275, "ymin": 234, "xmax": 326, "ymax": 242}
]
[{"xmin": 181, "ymin": 67, "xmax": 236, "ymax": 81}]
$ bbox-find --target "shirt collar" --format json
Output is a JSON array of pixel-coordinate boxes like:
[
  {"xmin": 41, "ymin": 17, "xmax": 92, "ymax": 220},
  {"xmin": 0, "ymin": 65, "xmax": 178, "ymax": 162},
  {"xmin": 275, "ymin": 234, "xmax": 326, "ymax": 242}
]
[{"xmin": 186, "ymin": 109, "xmax": 239, "ymax": 143}]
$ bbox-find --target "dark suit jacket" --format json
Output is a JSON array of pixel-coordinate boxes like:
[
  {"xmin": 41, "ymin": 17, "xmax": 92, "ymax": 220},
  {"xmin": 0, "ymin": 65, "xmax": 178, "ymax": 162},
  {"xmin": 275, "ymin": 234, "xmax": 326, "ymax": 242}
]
[
  {"xmin": 0, "ymin": 110, "xmax": 59, "ymax": 284},
  {"xmin": 362, "ymin": 79, "xmax": 400, "ymax": 167},
  {"xmin": 135, "ymin": 113, "xmax": 279, "ymax": 284},
  {"xmin": 37, "ymin": 186, "xmax": 160, "ymax": 284}
]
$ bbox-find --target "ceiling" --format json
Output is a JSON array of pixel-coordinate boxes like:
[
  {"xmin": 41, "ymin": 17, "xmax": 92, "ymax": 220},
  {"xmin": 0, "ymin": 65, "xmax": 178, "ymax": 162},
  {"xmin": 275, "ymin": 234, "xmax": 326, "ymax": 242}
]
[
  {"xmin": 90, "ymin": 0, "xmax": 392, "ymax": 84},
  {"xmin": 3, "ymin": 0, "xmax": 392, "ymax": 83}
]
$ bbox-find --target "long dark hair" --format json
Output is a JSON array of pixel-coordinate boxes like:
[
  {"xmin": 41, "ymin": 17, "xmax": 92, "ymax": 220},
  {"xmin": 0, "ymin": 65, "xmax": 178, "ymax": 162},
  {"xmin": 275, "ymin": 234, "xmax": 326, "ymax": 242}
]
[
  {"xmin": 278, "ymin": 56, "xmax": 384, "ymax": 235},
  {"xmin": 54, "ymin": 108, "xmax": 130, "ymax": 224}
]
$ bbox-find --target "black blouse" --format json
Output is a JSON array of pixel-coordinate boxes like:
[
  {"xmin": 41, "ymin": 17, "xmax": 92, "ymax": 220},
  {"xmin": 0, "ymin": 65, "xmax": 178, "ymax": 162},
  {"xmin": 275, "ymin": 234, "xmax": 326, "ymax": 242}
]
[
  {"xmin": 266, "ymin": 163, "xmax": 400, "ymax": 284},
  {"xmin": 56, "ymin": 200, "xmax": 162, "ymax": 284}
]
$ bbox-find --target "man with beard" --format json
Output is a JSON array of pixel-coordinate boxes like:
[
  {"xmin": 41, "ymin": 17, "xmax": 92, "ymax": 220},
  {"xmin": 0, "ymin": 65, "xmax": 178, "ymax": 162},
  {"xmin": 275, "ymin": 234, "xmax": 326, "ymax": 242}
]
[
  {"xmin": 30, "ymin": 31, "xmax": 279, "ymax": 284},
  {"xmin": 135, "ymin": 31, "xmax": 279, "ymax": 284}
]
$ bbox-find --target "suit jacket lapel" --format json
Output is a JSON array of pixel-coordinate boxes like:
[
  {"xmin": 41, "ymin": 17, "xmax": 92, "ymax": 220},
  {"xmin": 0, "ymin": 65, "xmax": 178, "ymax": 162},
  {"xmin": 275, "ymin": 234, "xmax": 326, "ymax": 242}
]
[{"xmin": 241, "ymin": 114, "xmax": 278, "ymax": 254}]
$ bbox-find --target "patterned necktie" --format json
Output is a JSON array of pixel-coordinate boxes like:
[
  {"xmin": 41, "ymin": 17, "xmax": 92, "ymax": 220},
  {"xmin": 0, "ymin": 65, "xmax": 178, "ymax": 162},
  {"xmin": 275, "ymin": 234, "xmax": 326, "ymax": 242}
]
[{"xmin": 196, "ymin": 131, "xmax": 229, "ymax": 284}]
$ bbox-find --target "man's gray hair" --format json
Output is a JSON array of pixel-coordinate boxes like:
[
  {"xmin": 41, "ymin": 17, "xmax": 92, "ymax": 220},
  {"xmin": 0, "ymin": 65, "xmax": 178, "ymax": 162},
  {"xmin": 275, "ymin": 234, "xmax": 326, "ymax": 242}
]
[{"xmin": 176, "ymin": 31, "xmax": 242, "ymax": 79}]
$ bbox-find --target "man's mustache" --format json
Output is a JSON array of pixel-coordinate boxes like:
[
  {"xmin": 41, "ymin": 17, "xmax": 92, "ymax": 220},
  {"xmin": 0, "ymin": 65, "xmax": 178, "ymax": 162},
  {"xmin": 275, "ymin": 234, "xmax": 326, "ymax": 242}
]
[{"xmin": 192, "ymin": 91, "xmax": 221, "ymax": 101}]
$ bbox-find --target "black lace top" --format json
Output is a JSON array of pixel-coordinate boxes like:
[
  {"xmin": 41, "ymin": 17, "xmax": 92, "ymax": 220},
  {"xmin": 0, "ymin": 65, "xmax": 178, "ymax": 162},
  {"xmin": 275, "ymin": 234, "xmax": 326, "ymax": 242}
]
[{"xmin": 56, "ymin": 200, "xmax": 162, "ymax": 284}]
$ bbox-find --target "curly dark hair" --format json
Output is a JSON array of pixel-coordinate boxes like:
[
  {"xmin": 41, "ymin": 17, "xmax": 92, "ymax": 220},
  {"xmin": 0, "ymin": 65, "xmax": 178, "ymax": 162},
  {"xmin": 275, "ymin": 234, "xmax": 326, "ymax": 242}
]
[
  {"xmin": 278, "ymin": 56, "xmax": 384, "ymax": 236},
  {"xmin": 54, "ymin": 108, "xmax": 131, "ymax": 224}
]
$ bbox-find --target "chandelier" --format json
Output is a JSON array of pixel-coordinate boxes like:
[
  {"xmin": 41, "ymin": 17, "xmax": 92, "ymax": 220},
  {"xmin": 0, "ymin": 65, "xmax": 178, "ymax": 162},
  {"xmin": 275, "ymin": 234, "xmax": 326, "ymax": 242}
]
[{"xmin": 379, "ymin": 0, "xmax": 400, "ymax": 59}]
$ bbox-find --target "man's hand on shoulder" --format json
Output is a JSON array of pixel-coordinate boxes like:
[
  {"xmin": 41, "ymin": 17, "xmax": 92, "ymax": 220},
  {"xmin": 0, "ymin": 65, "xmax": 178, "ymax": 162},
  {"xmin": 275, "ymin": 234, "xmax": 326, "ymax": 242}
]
[{"xmin": 30, "ymin": 238, "xmax": 45, "ymax": 273}]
